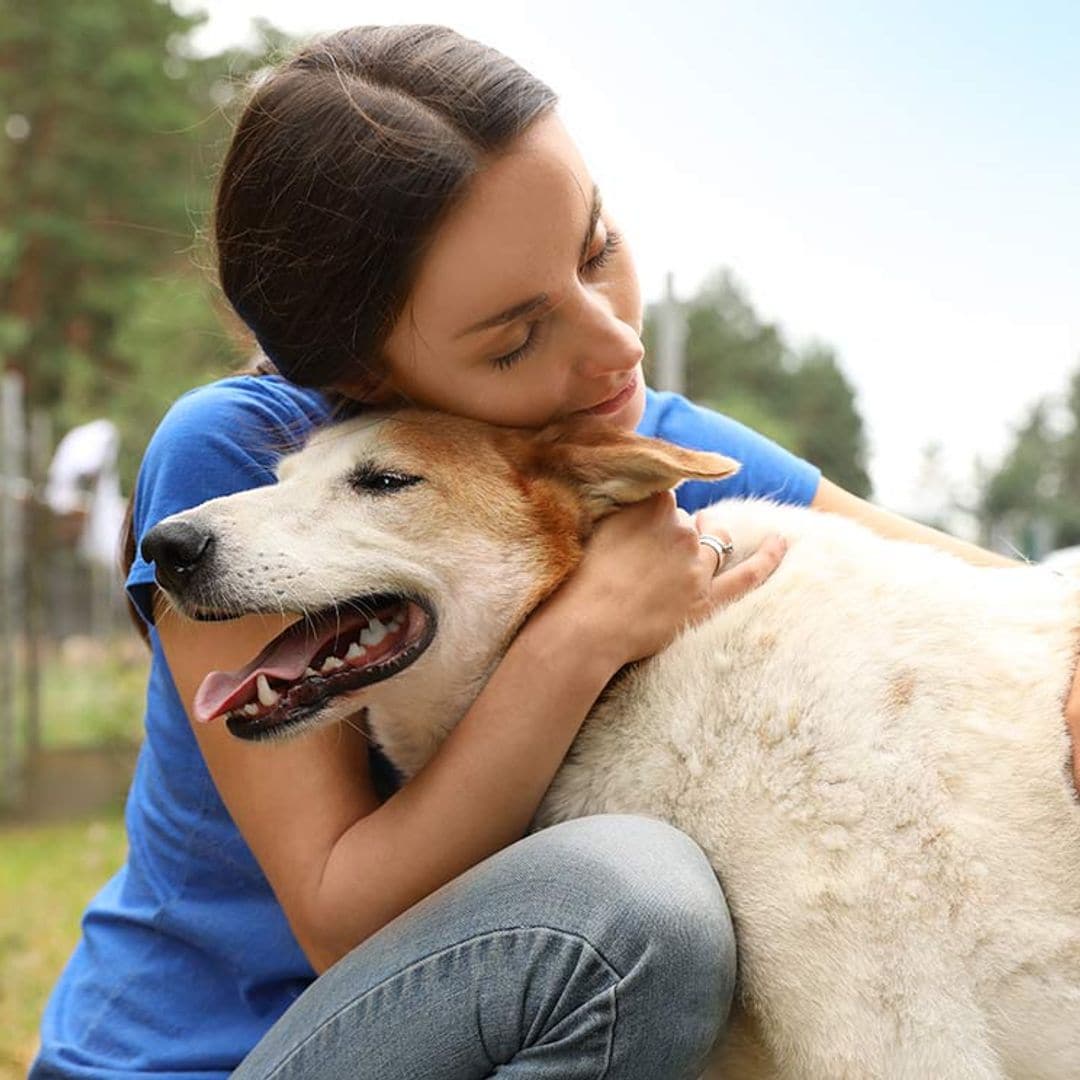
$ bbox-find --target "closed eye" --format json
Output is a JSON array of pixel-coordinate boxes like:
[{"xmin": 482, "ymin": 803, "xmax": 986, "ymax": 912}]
[
  {"xmin": 583, "ymin": 228, "xmax": 622, "ymax": 273},
  {"xmin": 347, "ymin": 465, "xmax": 424, "ymax": 495},
  {"xmin": 490, "ymin": 229, "xmax": 624, "ymax": 372},
  {"xmin": 491, "ymin": 324, "xmax": 540, "ymax": 371}
]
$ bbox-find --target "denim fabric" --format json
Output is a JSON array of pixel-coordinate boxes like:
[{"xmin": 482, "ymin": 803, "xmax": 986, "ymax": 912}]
[{"xmin": 232, "ymin": 815, "xmax": 736, "ymax": 1079}]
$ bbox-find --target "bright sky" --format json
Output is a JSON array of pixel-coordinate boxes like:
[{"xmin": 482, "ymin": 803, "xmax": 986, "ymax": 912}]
[{"xmin": 180, "ymin": 0, "xmax": 1080, "ymax": 512}]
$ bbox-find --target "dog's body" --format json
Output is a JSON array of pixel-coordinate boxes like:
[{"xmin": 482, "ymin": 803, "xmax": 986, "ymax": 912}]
[
  {"xmin": 537, "ymin": 498, "xmax": 1080, "ymax": 1079},
  {"xmin": 145, "ymin": 411, "xmax": 1080, "ymax": 1079}
]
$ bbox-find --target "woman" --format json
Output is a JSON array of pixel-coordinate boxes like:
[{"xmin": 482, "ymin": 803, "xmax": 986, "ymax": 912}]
[{"xmin": 32, "ymin": 24, "xmax": 1080, "ymax": 1080}]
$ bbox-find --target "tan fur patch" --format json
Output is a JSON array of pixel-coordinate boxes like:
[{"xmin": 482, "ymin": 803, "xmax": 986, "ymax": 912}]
[{"xmin": 886, "ymin": 670, "xmax": 917, "ymax": 712}]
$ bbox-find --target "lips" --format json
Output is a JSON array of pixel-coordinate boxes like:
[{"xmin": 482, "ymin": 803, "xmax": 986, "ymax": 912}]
[{"xmin": 580, "ymin": 372, "xmax": 638, "ymax": 416}]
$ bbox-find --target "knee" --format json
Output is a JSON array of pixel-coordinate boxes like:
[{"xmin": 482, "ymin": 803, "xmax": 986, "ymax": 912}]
[{"xmin": 531, "ymin": 815, "xmax": 737, "ymax": 1018}]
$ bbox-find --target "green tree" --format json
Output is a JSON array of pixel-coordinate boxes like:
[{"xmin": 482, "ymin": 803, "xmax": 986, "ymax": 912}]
[
  {"xmin": 645, "ymin": 270, "xmax": 871, "ymax": 496},
  {"xmin": 1, "ymin": 0, "xmax": 275, "ymax": 484},
  {"xmin": 1053, "ymin": 368, "xmax": 1080, "ymax": 547},
  {"xmin": 682, "ymin": 270, "xmax": 791, "ymax": 408},
  {"xmin": 977, "ymin": 401, "xmax": 1058, "ymax": 553},
  {"xmin": 785, "ymin": 343, "xmax": 870, "ymax": 496}
]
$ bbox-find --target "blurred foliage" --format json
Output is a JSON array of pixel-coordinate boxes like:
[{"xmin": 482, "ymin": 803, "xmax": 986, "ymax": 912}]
[
  {"xmin": 980, "ymin": 403, "xmax": 1055, "ymax": 525},
  {"xmin": 0, "ymin": 0, "xmax": 281, "ymax": 487},
  {"xmin": 977, "ymin": 367, "xmax": 1080, "ymax": 554},
  {"xmin": 645, "ymin": 270, "xmax": 872, "ymax": 496},
  {"xmin": 1054, "ymin": 369, "xmax": 1080, "ymax": 547},
  {"xmin": 37, "ymin": 637, "xmax": 147, "ymax": 747}
]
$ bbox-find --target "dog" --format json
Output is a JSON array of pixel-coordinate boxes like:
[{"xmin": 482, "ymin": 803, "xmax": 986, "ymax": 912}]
[{"xmin": 143, "ymin": 409, "xmax": 1080, "ymax": 1079}]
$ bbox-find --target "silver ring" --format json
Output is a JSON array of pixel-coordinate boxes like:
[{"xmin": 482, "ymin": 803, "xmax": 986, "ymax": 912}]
[{"xmin": 699, "ymin": 533, "xmax": 734, "ymax": 577}]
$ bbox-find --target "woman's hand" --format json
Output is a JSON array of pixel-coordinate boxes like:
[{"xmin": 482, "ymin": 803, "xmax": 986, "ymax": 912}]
[
  {"xmin": 1064, "ymin": 665, "xmax": 1080, "ymax": 796},
  {"xmin": 537, "ymin": 492, "xmax": 786, "ymax": 669}
]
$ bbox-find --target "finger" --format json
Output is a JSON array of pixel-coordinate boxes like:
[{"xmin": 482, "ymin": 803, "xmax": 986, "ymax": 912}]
[
  {"xmin": 697, "ymin": 538, "xmax": 723, "ymax": 578},
  {"xmin": 693, "ymin": 508, "xmax": 732, "ymax": 538},
  {"xmin": 653, "ymin": 490, "xmax": 677, "ymax": 514},
  {"xmin": 692, "ymin": 511, "xmax": 734, "ymax": 555},
  {"xmin": 697, "ymin": 533, "xmax": 733, "ymax": 577},
  {"xmin": 708, "ymin": 534, "xmax": 787, "ymax": 604},
  {"xmin": 693, "ymin": 509, "xmax": 713, "ymax": 539}
]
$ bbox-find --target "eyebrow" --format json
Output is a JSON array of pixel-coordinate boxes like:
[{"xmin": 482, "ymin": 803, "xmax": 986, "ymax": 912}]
[{"xmin": 456, "ymin": 185, "xmax": 603, "ymax": 338}]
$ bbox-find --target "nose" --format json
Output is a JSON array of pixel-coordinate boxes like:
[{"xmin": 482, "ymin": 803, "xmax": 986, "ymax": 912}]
[
  {"xmin": 141, "ymin": 519, "xmax": 214, "ymax": 594},
  {"xmin": 573, "ymin": 288, "xmax": 644, "ymax": 377}
]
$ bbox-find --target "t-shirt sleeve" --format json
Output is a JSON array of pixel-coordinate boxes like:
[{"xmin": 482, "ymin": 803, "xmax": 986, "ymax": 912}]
[
  {"xmin": 125, "ymin": 379, "xmax": 324, "ymax": 626},
  {"xmin": 637, "ymin": 389, "xmax": 821, "ymax": 514}
]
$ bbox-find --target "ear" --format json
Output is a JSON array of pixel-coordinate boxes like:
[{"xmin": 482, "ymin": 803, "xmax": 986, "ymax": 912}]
[{"xmin": 527, "ymin": 417, "xmax": 740, "ymax": 518}]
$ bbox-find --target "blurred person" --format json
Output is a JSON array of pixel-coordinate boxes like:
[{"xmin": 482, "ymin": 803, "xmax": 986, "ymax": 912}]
[
  {"xmin": 29, "ymin": 25, "xmax": 1080, "ymax": 1080},
  {"xmin": 44, "ymin": 418, "xmax": 126, "ymax": 568}
]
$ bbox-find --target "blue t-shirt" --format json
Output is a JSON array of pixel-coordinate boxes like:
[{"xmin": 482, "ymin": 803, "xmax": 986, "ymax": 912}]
[{"xmin": 32, "ymin": 378, "xmax": 819, "ymax": 1079}]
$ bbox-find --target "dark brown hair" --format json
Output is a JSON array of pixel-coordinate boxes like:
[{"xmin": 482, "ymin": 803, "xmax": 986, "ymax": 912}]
[
  {"xmin": 215, "ymin": 24, "xmax": 558, "ymax": 388},
  {"xmin": 122, "ymin": 25, "xmax": 556, "ymax": 640}
]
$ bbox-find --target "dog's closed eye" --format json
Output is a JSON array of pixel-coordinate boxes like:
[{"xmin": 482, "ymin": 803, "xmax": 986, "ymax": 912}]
[{"xmin": 347, "ymin": 464, "xmax": 424, "ymax": 496}]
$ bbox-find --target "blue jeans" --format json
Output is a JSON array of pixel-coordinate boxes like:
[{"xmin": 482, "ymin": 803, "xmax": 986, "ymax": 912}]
[{"xmin": 232, "ymin": 815, "xmax": 736, "ymax": 1079}]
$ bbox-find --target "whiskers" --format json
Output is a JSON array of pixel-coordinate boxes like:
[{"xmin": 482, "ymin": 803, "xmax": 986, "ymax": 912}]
[{"xmin": 338, "ymin": 707, "xmax": 375, "ymax": 746}]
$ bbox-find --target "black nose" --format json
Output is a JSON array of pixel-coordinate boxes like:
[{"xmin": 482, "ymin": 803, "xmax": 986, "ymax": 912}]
[{"xmin": 141, "ymin": 520, "xmax": 214, "ymax": 594}]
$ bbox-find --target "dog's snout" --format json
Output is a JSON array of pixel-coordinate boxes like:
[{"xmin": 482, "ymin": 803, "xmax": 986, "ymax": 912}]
[{"xmin": 141, "ymin": 520, "xmax": 214, "ymax": 593}]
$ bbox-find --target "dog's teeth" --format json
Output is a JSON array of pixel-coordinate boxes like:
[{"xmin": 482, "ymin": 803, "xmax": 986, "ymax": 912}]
[
  {"xmin": 321, "ymin": 655, "xmax": 346, "ymax": 672},
  {"xmin": 345, "ymin": 641, "xmax": 366, "ymax": 661},
  {"xmin": 361, "ymin": 619, "xmax": 387, "ymax": 646},
  {"xmin": 256, "ymin": 674, "xmax": 280, "ymax": 707},
  {"xmin": 243, "ymin": 702, "xmax": 260, "ymax": 717},
  {"xmin": 305, "ymin": 667, "xmax": 319, "ymax": 678}
]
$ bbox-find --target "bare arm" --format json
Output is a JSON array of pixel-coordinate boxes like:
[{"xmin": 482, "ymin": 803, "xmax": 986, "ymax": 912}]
[
  {"xmin": 159, "ymin": 493, "xmax": 786, "ymax": 973},
  {"xmin": 160, "ymin": 597, "xmax": 617, "ymax": 973},
  {"xmin": 810, "ymin": 477, "xmax": 1016, "ymax": 568}
]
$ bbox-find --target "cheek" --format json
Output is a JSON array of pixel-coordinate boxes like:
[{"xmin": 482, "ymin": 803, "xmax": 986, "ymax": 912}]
[
  {"xmin": 428, "ymin": 370, "xmax": 564, "ymax": 429},
  {"xmin": 628, "ymin": 273, "xmax": 643, "ymax": 331},
  {"xmin": 611, "ymin": 242, "xmax": 643, "ymax": 334},
  {"xmin": 378, "ymin": 349, "xmax": 472, "ymax": 415}
]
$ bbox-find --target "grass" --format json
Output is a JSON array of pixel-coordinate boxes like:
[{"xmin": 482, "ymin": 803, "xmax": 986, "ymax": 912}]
[
  {"xmin": 35, "ymin": 636, "xmax": 148, "ymax": 748},
  {"xmin": 0, "ymin": 811, "xmax": 128, "ymax": 1078},
  {"xmin": 0, "ymin": 638, "xmax": 145, "ymax": 1077}
]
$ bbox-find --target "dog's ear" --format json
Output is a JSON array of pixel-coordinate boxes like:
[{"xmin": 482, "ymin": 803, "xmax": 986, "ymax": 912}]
[{"xmin": 523, "ymin": 418, "xmax": 740, "ymax": 518}]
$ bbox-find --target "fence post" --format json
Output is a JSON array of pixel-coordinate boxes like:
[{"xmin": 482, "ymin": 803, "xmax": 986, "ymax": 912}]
[
  {"xmin": 653, "ymin": 271, "xmax": 687, "ymax": 395},
  {"xmin": 25, "ymin": 409, "xmax": 51, "ymax": 756},
  {"xmin": 1, "ymin": 370, "xmax": 27, "ymax": 805}
]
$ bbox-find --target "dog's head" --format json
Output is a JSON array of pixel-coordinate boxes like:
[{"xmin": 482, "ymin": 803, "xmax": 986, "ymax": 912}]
[{"xmin": 143, "ymin": 409, "xmax": 737, "ymax": 774}]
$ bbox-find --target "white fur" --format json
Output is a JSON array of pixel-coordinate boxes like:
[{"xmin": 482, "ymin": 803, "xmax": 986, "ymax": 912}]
[
  {"xmin": 163, "ymin": 418, "xmax": 1080, "ymax": 1079},
  {"xmin": 538, "ymin": 500, "xmax": 1080, "ymax": 1079}
]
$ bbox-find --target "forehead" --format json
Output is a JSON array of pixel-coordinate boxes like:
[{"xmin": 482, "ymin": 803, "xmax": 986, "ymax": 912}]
[{"xmin": 402, "ymin": 114, "xmax": 596, "ymax": 331}]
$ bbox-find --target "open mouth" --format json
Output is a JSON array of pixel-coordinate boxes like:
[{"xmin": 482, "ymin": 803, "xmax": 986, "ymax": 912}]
[{"xmin": 193, "ymin": 593, "xmax": 436, "ymax": 740}]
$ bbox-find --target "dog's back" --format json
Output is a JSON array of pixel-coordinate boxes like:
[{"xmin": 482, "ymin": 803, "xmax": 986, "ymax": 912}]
[{"xmin": 537, "ymin": 499, "xmax": 1080, "ymax": 1079}]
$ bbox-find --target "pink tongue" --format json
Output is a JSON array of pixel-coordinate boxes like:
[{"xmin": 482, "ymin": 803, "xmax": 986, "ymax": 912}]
[{"xmin": 193, "ymin": 627, "xmax": 322, "ymax": 724}]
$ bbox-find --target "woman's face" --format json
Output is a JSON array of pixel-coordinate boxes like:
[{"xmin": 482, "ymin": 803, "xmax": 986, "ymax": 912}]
[{"xmin": 353, "ymin": 112, "xmax": 646, "ymax": 431}]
